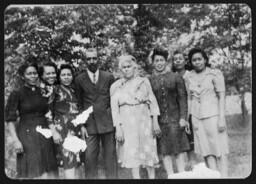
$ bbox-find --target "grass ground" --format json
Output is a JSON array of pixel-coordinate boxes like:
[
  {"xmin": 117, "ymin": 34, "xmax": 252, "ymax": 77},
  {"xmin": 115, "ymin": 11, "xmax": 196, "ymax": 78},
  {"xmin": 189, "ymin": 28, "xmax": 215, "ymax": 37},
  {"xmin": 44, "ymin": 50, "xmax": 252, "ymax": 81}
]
[
  {"xmin": 5, "ymin": 113, "xmax": 252, "ymax": 179},
  {"xmin": 226, "ymin": 114, "xmax": 252, "ymax": 178}
]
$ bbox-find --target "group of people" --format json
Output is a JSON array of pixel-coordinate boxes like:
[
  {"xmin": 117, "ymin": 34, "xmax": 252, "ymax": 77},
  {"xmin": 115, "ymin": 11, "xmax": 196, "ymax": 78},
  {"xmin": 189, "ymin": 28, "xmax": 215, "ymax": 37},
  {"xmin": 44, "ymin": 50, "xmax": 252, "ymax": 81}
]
[{"xmin": 5, "ymin": 47, "xmax": 229, "ymax": 179}]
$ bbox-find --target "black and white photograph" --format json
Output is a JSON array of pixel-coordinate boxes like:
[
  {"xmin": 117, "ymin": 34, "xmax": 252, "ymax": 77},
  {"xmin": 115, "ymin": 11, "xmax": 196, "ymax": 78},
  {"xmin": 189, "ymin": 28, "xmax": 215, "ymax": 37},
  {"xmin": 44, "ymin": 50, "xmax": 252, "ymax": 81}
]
[{"xmin": 4, "ymin": 3, "xmax": 252, "ymax": 179}]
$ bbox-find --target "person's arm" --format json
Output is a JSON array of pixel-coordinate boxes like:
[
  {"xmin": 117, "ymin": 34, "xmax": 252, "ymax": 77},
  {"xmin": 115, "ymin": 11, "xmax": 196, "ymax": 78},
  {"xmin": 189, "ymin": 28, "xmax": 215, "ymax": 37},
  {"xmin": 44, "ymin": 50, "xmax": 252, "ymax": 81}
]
[
  {"xmin": 110, "ymin": 81, "xmax": 124, "ymax": 143},
  {"xmin": 47, "ymin": 87, "xmax": 63, "ymax": 143},
  {"xmin": 217, "ymin": 92, "xmax": 226, "ymax": 131},
  {"xmin": 184, "ymin": 75, "xmax": 192, "ymax": 134},
  {"xmin": 74, "ymin": 76, "xmax": 84, "ymax": 111},
  {"xmin": 183, "ymin": 75, "xmax": 191, "ymax": 117},
  {"xmin": 213, "ymin": 70, "xmax": 227, "ymax": 132},
  {"xmin": 107, "ymin": 74, "xmax": 116, "ymax": 113},
  {"xmin": 5, "ymin": 91, "xmax": 23, "ymax": 153},
  {"xmin": 176, "ymin": 74, "xmax": 188, "ymax": 127},
  {"xmin": 8, "ymin": 122, "xmax": 23, "ymax": 153},
  {"xmin": 109, "ymin": 74, "xmax": 116, "ymax": 87},
  {"xmin": 144, "ymin": 78, "xmax": 161, "ymax": 137}
]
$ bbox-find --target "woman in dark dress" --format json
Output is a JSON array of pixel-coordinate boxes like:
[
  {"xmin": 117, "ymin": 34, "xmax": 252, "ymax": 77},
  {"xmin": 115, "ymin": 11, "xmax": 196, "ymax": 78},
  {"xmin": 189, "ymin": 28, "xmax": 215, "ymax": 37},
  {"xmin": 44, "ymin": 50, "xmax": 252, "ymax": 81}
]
[
  {"xmin": 5, "ymin": 63, "xmax": 58, "ymax": 179},
  {"xmin": 38, "ymin": 62, "xmax": 63, "ymax": 178},
  {"xmin": 50, "ymin": 64, "xmax": 81, "ymax": 179},
  {"xmin": 172, "ymin": 50, "xmax": 197, "ymax": 168},
  {"xmin": 149, "ymin": 48, "xmax": 190, "ymax": 178}
]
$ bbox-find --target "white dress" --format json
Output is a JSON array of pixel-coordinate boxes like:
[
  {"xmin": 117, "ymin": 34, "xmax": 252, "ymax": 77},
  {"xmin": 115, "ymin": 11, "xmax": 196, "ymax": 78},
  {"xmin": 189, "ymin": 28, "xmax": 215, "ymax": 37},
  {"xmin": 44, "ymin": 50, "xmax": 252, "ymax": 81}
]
[{"xmin": 110, "ymin": 76, "xmax": 160, "ymax": 168}]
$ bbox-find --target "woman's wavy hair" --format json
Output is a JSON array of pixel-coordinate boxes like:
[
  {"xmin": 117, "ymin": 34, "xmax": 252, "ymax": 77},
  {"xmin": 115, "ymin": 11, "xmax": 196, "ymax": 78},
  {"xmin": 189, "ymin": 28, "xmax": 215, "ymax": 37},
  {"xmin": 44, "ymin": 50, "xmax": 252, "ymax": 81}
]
[
  {"xmin": 151, "ymin": 47, "xmax": 169, "ymax": 62},
  {"xmin": 188, "ymin": 48, "xmax": 211, "ymax": 68},
  {"xmin": 18, "ymin": 62, "xmax": 39, "ymax": 77},
  {"xmin": 57, "ymin": 64, "xmax": 74, "ymax": 85},
  {"xmin": 38, "ymin": 61, "xmax": 58, "ymax": 79}
]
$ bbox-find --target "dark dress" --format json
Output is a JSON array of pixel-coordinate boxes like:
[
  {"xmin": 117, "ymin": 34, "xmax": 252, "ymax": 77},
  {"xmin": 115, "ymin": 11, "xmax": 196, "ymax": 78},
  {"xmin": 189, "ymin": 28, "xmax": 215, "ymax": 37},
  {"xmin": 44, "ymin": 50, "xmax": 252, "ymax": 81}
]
[
  {"xmin": 5, "ymin": 85, "xmax": 58, "ymax": 178},
  {"xmin": 51, "ymin": 84, "xmax": 80, "ymax": 169},
  {"xmin": 178, "ymin": 71, "xmax": 194, "ymax": 151},
  {"xmin": 149, "ymin": 71, "xmax": 190, "ymax": 155}
]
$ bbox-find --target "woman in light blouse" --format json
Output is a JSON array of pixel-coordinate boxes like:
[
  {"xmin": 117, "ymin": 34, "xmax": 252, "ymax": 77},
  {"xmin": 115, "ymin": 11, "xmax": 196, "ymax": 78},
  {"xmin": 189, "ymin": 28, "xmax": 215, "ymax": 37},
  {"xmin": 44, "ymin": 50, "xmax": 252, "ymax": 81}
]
[{"xmin": 186, "ymin": 48, "xmax": 229, "ymax": 177}]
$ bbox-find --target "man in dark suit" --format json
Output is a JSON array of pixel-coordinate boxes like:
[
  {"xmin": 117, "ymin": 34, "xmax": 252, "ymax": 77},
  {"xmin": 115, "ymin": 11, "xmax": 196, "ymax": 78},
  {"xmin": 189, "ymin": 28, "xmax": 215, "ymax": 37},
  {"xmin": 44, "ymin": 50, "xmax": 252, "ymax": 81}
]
[{"xmin": 74, "ymin": 48, "xmax": 117, "ymax": 179}]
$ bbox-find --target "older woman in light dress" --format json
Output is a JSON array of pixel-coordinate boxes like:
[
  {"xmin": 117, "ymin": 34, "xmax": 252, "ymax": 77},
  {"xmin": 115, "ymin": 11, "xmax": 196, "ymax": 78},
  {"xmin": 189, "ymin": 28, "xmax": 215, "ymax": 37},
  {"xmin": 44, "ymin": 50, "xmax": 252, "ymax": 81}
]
[{"xmin": 110, "ymin": 55, "xmax": 161, "ymax": 179}]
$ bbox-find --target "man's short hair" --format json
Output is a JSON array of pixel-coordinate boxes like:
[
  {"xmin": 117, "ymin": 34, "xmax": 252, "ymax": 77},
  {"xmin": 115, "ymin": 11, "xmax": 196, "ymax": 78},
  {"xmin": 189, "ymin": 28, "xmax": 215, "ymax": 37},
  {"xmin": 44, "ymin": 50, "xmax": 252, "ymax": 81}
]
[{"xmin": 85, "ymin": 48, "xmax": 97, "ymax": 55}]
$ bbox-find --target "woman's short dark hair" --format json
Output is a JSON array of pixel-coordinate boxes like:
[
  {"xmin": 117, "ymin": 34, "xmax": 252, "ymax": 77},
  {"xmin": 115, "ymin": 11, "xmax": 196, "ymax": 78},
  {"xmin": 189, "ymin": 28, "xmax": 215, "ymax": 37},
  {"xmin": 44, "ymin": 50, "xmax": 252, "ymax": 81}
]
[
  {"xmin": 57, "ymin": 64, "xmax": 74, "ymax": 83},
  {"xmin": 188, "ymin": 48, "xmax": 211, "ymax": 68},
  {"xmin": 38, "ymin": 62, "xmax": 58, "ymax": 78},
  {"xmin": 151, "ymin": 47, "xmax": 169, "ymax": 61},
  {"xmin": 18, "ymin": 63, "xmax": 39, "ymax": 77}
]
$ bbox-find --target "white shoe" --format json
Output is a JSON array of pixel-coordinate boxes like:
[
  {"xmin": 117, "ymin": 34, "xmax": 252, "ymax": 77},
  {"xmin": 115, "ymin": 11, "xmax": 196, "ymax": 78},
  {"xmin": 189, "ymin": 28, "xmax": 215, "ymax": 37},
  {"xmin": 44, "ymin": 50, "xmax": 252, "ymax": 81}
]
[{"xmin": 168, "ymin": 174, "xmax": 174, "ymax": 179}]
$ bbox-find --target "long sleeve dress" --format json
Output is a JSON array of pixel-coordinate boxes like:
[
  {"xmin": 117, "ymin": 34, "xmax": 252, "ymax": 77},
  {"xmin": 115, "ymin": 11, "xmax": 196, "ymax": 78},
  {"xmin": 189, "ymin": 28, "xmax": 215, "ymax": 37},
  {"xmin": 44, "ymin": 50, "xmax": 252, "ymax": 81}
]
[
  {"xmin": 110, "ymin": 76, "xmax": 160, "ymax": 168},
  {"xmin": 51, "ymin": 84, "xmax": 80, "ymax": 169},
  {"xmin": 5, "ymin": 85, "xmax": 58, "ymax": 178},
  {"xmin": 179, "ymin": 70, "xmax": 194, "ymax": 150},
  {"xmin": 150, "ymin": 71, "xmax": 190, "ymax": 155}
]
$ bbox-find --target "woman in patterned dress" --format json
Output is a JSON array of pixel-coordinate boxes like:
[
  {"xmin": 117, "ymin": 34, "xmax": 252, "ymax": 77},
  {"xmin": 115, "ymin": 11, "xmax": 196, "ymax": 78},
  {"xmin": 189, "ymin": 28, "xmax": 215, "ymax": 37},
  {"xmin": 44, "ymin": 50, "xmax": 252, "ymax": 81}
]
[
  {"xmin": 149, "ymin": 48, "xmax": 190, "ymax": 178},
  {"xmin": 50, "ymin": 64, "xmax": 81, "ymax": 179},
  {"xmin": 110, "ymin": 55, "xmax": 161, "ymax": 179},
  {"xmin": 5, "ymin": 63, "xmax": 58, "ymax": 179},
  {"xmin": 186, "ymin": 48, "xmax": 229, "ymax": 177}
]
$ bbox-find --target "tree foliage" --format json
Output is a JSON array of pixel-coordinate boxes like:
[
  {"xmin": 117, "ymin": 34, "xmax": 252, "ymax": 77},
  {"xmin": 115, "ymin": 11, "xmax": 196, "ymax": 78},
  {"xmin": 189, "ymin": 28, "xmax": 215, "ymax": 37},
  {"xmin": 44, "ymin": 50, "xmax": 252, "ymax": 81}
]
[
  {"xmin": 4, "ymin": 4, "xmax": 251, "ymax": 96},
  {"xmin": 4, "ymin": 3, "xmax": 252, "ymax": 178}
]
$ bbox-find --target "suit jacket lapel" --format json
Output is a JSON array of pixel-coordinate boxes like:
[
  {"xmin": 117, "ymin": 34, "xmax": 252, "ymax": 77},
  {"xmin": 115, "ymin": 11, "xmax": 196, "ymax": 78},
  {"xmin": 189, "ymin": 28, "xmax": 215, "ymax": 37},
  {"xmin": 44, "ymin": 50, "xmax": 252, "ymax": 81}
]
[
  {"xmin": 80, "ymin": 71, "xmax": 107, "ymax": 101},
  {"xmin": 82, "ymin": 70, "xmax": 96, "ymax": 87}
]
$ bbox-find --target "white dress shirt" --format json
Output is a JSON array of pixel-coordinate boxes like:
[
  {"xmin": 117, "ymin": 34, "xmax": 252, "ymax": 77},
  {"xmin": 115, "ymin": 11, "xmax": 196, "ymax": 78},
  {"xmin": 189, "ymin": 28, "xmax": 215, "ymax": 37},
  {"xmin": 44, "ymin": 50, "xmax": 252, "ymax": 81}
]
[{"xmin": 87, "ymin": 69, "xmax": 99, "ymax": 84}]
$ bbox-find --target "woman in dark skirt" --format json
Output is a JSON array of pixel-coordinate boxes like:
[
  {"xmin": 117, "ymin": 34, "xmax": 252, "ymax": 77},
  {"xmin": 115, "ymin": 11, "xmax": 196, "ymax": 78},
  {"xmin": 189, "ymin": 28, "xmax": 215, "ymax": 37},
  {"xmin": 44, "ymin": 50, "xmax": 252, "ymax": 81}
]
[
  {"xmin": 149, "ymin": 48, "xmax": 190, "ymax": 178},
  {"xmin": 5, "ymin": 63, "xmax": 58, "ymax": 179}
]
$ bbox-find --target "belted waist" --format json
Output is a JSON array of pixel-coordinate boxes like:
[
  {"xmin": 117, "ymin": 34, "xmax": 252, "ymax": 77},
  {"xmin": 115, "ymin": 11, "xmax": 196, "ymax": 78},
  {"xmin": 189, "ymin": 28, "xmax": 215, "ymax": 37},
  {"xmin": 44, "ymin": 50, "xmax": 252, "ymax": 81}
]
[
  {"xmin": 20, "ymin": 112, "xmax": 45, "ymax": 118},
  {"xmin": 119, "ymin": 101, "xmax": 149, "ymax": 108}
]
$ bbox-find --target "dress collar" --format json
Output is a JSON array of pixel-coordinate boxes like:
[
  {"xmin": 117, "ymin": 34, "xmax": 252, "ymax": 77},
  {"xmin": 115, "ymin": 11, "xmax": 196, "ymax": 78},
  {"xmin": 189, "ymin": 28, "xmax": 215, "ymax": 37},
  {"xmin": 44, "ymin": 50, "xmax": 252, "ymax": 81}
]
[
  {"xmin": 24, "ymin": 83, "xmax": 37, "ymax": 91},
  {"xmin": 191, "ymin": 67, "xmax": 211, "ymax": 76}
]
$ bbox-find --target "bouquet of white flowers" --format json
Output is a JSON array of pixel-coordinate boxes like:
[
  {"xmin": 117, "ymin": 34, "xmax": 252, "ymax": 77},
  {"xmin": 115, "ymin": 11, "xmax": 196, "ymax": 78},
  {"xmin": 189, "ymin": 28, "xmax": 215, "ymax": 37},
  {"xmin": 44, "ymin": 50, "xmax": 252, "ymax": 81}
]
[
  {"xmin": 71, "ymin": 106, "xmax": 93, "ymax": 127},
  {"xmin": 62, "ymin": 135, "xmax": 87, "ymax": 153},
  {"xmin": 36, "ymin": 126, "xmax": 53, "ymax": 138}
]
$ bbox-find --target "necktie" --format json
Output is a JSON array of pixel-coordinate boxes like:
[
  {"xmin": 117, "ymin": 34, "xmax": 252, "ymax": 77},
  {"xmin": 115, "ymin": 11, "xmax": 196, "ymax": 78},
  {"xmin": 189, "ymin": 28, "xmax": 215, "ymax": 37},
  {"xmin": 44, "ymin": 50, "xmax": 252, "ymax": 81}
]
[{"xmin": 93, "ymin": 73, "xmax": 96, "ymax": 84}]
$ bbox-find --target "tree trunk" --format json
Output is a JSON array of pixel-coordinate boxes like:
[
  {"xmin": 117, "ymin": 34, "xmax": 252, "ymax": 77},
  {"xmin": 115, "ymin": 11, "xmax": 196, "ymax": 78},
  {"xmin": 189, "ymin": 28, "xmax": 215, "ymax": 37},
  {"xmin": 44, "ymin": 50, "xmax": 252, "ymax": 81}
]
[{"xmin": 240, "ymin": 92, "xmax": 249, "ymax": 127}]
